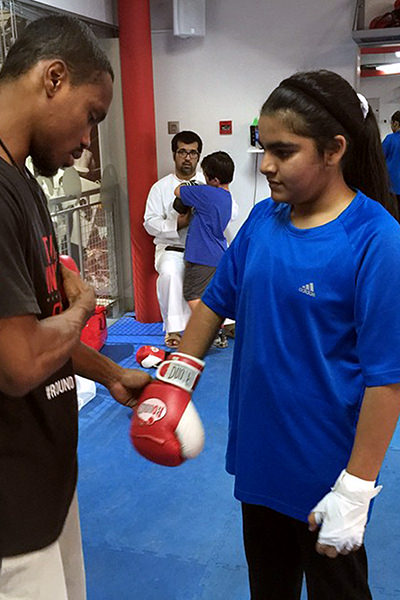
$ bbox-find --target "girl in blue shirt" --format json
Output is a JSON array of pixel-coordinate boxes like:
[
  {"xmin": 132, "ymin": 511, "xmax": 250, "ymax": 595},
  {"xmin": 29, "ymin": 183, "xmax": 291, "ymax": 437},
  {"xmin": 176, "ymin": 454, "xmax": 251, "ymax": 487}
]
[{"xmin": 173, "ymin": 70, "xmax": 400, "ymax": 599}]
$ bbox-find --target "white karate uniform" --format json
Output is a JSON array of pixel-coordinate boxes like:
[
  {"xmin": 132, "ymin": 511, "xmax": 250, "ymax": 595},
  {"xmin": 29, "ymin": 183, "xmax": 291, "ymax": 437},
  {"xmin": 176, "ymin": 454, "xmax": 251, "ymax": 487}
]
[
  {"xmin": 0, "ymin": 492, "xmax": 86, "ymax": 600},
  {"xmin": 144, "ymin": 173, "xmax": 201, "ymax": 333},
  {"xmin": 144, "ymin": 172, "xmax": 238, "ymax": 333}
]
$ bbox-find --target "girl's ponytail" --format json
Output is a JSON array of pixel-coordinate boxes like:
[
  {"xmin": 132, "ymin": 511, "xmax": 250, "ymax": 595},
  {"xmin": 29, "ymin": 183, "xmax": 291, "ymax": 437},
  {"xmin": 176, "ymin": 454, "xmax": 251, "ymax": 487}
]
[{"xmin": 343, "ymin": 109, "xmax": 397, "ymax": 219}]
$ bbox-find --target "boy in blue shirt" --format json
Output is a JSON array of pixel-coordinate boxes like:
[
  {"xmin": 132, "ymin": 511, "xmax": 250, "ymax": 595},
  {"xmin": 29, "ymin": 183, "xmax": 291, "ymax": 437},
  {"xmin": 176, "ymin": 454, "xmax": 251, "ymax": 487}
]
[{"xmin": 174, "ymin": 151, "xmax": 234, "ymax": 347}]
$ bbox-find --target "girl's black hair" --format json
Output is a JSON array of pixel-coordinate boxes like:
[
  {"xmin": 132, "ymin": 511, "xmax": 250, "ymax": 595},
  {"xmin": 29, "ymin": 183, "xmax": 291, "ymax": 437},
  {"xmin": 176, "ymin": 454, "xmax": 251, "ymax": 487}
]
[{"xmin": 261, "ymin": 70, "xmax": 397, "ymax": 219}]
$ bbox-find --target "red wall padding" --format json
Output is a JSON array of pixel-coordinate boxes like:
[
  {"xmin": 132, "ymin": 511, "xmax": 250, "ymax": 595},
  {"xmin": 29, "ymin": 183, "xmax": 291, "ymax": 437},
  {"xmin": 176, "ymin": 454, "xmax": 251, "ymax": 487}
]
[{"xmin": 118, "ymin": 0, "xmax": 161, "ymax": 322}]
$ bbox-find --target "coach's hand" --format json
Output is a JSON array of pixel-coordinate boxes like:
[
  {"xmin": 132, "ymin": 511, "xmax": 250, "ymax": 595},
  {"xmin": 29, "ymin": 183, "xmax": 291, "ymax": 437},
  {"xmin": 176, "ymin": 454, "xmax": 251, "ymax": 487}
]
[
  {"xmin": 107, "ymin": 368, "xmax": 152, "ymax": 409},
  {"xmin": 60, "ymin": 261, "xmax": 95, "ymax": 316}
]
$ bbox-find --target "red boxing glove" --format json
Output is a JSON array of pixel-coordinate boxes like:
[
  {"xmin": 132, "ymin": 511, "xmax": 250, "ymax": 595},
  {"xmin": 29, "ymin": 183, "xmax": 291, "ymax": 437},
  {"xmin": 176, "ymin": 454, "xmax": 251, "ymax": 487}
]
[
  {"xmin": 59, "ymin": 254, "xmax": 80, "ymax": 305},
  {"xmin": 130, "ymin": 352, "xmax": 205, "ymax": 466},
  {"xmin": 136, "ymin": 345, "xmax": 167, "ymax": 369},
  {"xmin": 59, "ymin": 254, "xmax": 80, "ymax": 274}
]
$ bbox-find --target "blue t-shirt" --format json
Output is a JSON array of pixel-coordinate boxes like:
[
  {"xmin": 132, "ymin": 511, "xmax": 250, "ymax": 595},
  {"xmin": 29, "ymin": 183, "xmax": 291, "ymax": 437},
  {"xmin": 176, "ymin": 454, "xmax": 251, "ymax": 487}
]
[
  {"xmin": 202, "ymin": 192, "xmax": 400, "ymax": 522},
  {"xmin": 382, "ymin": 131, "xmax": 400, "ymax": 194},
  {"xmin": 180, "ymin": 185, "xmax": 232, "ymax": 267}
]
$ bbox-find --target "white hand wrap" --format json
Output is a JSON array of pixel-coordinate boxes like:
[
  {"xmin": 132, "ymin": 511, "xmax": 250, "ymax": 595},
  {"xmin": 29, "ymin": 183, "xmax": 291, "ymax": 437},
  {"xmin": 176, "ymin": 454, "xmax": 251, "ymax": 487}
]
[
  {"xmin": 311, "ymin": 470, "xmax": 382, "ymax": 552},
  {"xmin": 156, "ymin": 352, "xmax": 205, "ymax": 393}
]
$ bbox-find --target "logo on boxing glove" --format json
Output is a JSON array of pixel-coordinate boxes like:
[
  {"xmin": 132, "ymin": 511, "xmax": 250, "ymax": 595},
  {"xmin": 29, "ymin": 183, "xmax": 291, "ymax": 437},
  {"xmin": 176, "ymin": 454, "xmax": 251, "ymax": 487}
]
[
  {"xmin": 159, "ymin": 362, "xmax": 198, "ymax": 390},
  {"xmin": 136, "ymin": 398, "xmax": 167, "ymax": 425}
]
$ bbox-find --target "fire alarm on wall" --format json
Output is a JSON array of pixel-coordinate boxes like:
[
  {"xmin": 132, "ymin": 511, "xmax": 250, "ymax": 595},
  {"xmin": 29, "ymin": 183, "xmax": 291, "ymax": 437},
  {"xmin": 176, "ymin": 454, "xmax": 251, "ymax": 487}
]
[{"xmin": 219, "ymin": 120, "xmax": 232, "ymax": 135}]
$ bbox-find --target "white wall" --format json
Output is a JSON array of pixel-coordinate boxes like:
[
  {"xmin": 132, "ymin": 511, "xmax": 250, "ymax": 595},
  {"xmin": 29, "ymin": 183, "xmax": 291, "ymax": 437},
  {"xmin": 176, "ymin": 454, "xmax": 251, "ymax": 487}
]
[
  {"xmin": 150, "ymin": 0, "xmax": 358, "ymax": 236},
  {"xmin": 34, "ymin": 0, "xmax": 117, "ymax": 25}
]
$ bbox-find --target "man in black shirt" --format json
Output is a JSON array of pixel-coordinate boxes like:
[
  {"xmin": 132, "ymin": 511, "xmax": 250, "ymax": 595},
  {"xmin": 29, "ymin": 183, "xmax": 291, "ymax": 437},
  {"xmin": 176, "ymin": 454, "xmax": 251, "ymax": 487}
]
[{"xmin": 0, "ymin": 15, "xmax": 150, "ymax": 599}]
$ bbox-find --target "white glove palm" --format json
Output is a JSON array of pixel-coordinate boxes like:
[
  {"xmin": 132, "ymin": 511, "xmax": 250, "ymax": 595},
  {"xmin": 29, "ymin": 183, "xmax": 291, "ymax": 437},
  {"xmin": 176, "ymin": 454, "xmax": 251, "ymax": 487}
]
[{"xmin": 309, "ymin": 470, "xmax": 382, "ymax": 553}]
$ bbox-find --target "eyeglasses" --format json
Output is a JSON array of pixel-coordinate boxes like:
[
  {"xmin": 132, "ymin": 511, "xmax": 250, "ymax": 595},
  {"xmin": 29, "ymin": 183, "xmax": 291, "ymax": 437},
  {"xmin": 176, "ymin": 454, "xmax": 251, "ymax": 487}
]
[{"xmin": 176, "ymin": 149, "xmax": 199, "ymax": 159}]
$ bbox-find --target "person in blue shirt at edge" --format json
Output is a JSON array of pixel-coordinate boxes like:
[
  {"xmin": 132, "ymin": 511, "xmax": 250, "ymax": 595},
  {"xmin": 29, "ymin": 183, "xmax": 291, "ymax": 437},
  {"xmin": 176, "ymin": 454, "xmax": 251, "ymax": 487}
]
[
  {"xmin": 173, "ymin": 151, "xmax": 235, "ymax": 349},
  {"xmin": 382, "ymin": 110, "xmax": 400, "ymax": 210},
  {"xmin": 147, "ymin": 69, "xmax": 400, "ymax": 599}
]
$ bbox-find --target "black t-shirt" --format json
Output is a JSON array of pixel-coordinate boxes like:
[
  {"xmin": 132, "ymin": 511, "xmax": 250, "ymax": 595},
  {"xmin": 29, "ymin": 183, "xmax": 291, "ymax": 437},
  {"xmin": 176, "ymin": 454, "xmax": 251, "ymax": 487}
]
[{"xmin": 0, "ymin": 158, "xmax": 78, "ymax": 557}]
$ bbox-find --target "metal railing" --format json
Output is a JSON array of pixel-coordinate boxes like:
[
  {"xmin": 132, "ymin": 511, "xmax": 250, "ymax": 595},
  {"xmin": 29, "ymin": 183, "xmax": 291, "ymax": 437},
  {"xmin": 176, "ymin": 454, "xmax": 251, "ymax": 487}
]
[{"xmin": 50, "ymin": 189, "xmax": 120, "ymax": 313}]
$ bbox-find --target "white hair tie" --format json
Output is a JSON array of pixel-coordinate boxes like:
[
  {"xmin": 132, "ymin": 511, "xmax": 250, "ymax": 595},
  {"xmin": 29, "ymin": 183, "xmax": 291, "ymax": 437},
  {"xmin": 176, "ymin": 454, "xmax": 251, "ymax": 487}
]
[{"xmin": 357, "ymin": 93, "xmax": 369, "ymax": 120}]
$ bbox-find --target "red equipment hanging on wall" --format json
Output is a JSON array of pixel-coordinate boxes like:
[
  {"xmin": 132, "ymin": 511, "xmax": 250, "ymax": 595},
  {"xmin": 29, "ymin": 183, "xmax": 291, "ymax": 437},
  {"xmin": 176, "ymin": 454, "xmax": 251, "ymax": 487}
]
[{"xmin": 59, "ymin": 255, "xmax": 108, "ymax": 352}]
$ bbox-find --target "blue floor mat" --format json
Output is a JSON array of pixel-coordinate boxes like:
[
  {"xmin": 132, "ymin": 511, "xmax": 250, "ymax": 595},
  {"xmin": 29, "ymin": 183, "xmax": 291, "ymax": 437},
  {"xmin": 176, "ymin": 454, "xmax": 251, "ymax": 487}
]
[
  {"xmin": 99, "ymin": 314, "xmax": 165, "ymax": 368},
  {"xmin": 78, "ymin": 316, "xmax": 248, "ymax": 600},
  {"xmin": 78, "ymin": 316, "xmax": 400, "ymax": 600}
]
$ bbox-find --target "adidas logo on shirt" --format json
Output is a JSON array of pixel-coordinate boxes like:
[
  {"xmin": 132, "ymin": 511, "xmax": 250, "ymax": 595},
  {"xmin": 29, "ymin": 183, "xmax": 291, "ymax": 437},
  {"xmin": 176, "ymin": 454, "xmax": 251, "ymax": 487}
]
[{"xmin": 299, "ymin": 282, "xmax": 316, "ymax": 297}]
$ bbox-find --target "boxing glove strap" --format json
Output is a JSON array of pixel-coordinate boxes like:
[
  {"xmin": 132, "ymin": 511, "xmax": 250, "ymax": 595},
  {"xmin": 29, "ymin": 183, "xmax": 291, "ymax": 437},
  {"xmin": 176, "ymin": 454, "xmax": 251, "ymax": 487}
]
[
  {"xmin": 169, "ymin": 352, "xmax": 205, "ymax": 371},
  {"xmin": 157, "ymin": 353, "xmax": 205, "ymax": 392},
  {"xmin": 331, "ymin": 470, "xmax": 382, "ymax": 503}
]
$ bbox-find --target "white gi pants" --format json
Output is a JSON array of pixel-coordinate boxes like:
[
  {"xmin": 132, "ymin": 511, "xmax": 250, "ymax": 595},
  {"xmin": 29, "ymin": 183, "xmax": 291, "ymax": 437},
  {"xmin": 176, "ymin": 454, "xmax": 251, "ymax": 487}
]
[
  {"xmin": 0, "ymin": 492, "xmax": 86, "ymax": 600},
  {"xmin": 154, "ymin": 244, "xmax": 191, "ymax": 333}
]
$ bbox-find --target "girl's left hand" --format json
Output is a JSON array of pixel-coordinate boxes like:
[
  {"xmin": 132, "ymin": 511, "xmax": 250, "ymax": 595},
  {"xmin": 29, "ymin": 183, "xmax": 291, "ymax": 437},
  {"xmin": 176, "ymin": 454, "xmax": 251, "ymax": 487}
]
[{"xmin": 308, "ymin": 470, "xmax": 382, "ymax": 558}]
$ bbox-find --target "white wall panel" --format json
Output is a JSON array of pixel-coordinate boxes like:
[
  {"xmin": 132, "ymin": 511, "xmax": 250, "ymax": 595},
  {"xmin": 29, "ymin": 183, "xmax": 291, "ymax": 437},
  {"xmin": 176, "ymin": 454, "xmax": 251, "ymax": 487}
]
[{"xmin": 150, "ymin": 0, "xmax": 357, "ymax": 236}]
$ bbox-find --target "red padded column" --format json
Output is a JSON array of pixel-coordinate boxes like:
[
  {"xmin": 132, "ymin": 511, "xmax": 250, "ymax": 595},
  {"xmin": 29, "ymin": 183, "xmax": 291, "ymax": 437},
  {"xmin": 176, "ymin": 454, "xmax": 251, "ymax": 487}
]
[{"xmin": 118, "ymin": 0, "xmax": 161, "ymax": 322}]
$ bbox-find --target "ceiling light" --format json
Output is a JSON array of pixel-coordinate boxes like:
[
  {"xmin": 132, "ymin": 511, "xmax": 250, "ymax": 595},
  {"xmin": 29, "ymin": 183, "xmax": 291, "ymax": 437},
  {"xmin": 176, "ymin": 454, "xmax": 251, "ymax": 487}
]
[{"xmin": 376, "ymin": 63, "xmax": 400, "ymax": 73}]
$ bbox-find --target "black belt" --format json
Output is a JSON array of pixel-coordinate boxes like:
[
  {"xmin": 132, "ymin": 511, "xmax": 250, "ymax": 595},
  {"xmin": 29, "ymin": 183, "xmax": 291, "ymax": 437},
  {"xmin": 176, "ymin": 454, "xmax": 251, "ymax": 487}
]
[{"xmin": 165, "ymin": 246, "xmax": 184, "ymax": 252}]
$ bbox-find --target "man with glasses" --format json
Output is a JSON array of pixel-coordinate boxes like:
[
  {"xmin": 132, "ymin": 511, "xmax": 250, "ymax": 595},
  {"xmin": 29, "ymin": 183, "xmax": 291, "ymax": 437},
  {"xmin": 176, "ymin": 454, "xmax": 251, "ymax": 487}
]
[{"xmin": 144, "ymin": 131, "xmax": 205, "ymax": 348}]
